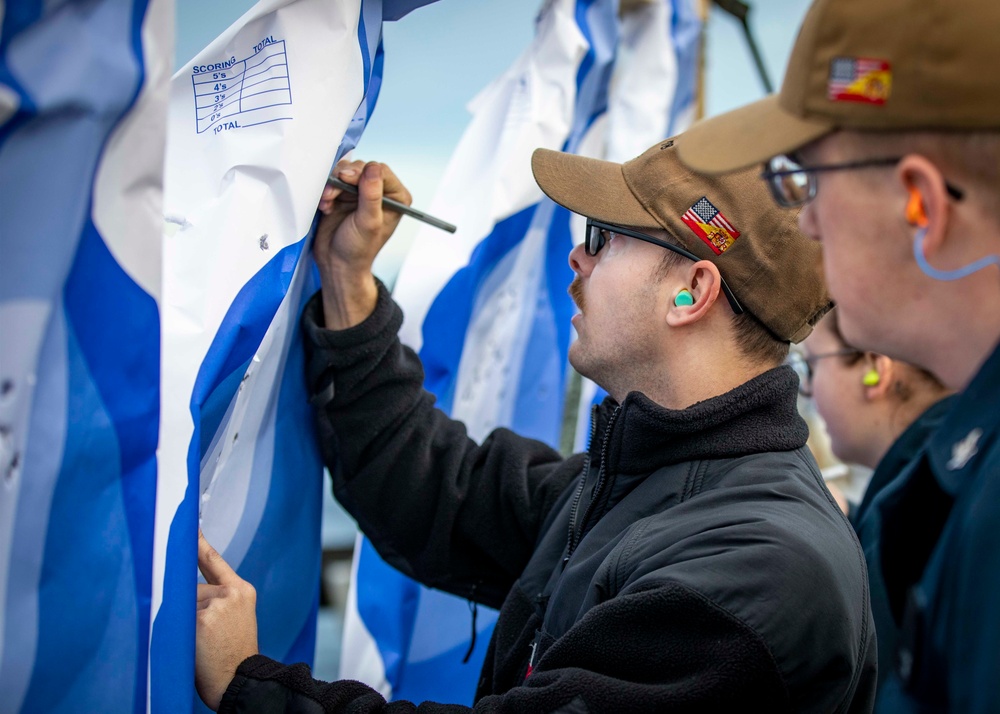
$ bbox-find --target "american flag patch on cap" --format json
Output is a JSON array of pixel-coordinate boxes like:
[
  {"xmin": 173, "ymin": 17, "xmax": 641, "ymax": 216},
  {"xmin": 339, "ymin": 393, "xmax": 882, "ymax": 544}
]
[
  {"xmin": 828, "ymin": 57, "xmax": 892, "ymax": 105},
  {"xmin": 680, "ymin": 197, "xmax": 740, "ymax": 255}
]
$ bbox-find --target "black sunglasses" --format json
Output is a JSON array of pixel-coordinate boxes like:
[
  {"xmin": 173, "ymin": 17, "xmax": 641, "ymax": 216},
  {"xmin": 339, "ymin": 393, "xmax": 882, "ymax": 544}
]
[{"xmin": 585, "ymin": 217, "xmax": 744, "ymax": 315}]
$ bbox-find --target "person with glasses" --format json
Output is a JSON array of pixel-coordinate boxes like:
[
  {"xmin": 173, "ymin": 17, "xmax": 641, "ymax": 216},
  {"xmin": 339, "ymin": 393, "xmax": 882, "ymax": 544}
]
[
  {"xmin": 193, "ymin": 144, "xmax": 877, "ymax": 713},
  {"xmin": 792, "ymin": 310, "xmax": 953, "ymax": 526},
  {"xmin": 676, "ymin": 0, "xmax": 1000, "ymax": 710},
  {"xmin": 794, "ymin": 308, "xmax": 953, "ymax": 700}
]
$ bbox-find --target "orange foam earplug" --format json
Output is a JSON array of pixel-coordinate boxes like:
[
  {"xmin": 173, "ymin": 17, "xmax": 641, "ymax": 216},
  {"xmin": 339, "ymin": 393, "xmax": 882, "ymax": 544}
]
[{"xmin": 906, "ymin": 187, "xmax": 929, "ymax": 227}]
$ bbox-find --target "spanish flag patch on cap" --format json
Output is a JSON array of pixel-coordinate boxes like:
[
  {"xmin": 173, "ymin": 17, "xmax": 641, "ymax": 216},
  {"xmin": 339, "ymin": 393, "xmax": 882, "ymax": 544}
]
[
  {"xmin": 827, "ymin": 56, "xmax": 892, "ymax": 105},
  {"xmin": 680, "ymin": 197, "xmax": 740, "ymax": 255}
]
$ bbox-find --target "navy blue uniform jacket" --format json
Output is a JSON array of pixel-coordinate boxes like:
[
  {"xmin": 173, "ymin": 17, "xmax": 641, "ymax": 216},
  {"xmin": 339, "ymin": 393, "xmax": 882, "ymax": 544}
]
[{"xmin": 861, "ymin": 341, "xmax": 1000, "ymax": 713}]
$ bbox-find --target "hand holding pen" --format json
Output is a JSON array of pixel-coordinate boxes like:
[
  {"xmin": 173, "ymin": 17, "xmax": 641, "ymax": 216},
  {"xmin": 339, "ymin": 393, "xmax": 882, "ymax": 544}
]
[
  {"xmin": 326, "ymin": 176, "xmax": 456, "ymax": 233},
  {"xmin": 321, "ymin": 162, "xmax": 456, "ymax": 234},
  {"xmin": 314, "ymin": 160, "xmax": 418, "ymax": 329}
]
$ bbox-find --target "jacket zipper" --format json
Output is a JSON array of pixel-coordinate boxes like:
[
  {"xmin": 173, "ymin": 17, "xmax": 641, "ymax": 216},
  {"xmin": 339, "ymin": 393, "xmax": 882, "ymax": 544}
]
[
  {"xmin": 533, "ymin": 405, "xmax": 617, "ymax": 680},
  {"xmin": 563, "ymin": 404, "xmax": 599, "ymax": 566},
  {"xmin": 525, "ymin": 628, "xmax": 543, "ymax": 679},
  {"xmin": 564, "ymin": 404, "xmax": 620, "ymax": 563}
]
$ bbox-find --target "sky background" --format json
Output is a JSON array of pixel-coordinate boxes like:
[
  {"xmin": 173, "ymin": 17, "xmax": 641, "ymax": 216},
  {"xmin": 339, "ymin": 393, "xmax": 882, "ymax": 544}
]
[{"xmin": 175, "ymin": 0, "xmax": 812, "ymax": 279}]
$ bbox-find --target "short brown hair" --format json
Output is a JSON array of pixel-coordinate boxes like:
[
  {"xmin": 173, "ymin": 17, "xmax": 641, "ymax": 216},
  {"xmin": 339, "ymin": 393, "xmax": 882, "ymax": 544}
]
[
  {"xmin": 656, "ymin": 250, "xmax": 789, "ymax": 366},
  {"xmin": 841, "ymin": 130, "xmax": 1000, "ymax": 225}
]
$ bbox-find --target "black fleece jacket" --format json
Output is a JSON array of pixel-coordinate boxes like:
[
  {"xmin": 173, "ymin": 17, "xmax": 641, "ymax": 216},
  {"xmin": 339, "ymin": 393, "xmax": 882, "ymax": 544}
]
[{"xmin": 219, "ymin": 283, "xmax": 877, "ymax": 714}]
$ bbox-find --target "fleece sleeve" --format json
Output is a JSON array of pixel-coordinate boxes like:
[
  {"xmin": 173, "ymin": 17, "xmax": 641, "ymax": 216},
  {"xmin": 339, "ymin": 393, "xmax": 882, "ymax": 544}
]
[
  {"xmin": 219, "ymin": 580, "xmax": 791, "ymax": 714},
  {"xmin": 302, "ymin": 283, "xmax": 582, "ymax": 608}
]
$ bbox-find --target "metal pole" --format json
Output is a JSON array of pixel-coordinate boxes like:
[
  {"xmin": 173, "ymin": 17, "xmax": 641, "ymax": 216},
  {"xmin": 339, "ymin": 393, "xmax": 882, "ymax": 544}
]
[{"xmin": 712, "ymin": 0, "xmax": 774, "ymax": 94}]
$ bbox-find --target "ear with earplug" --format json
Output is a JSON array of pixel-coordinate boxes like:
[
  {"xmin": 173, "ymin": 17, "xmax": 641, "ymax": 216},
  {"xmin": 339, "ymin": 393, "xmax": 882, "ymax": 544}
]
[
  {"xmin": 906, "ymin": 186, "xmax": 929, "ymax": 228},
  {"xmin": 674, "ymin": 289, "xmax": 694, "ymax": 307},
  {"xmin": 862, "ymin": 368, "xmax": 880, "ymax": 387}
]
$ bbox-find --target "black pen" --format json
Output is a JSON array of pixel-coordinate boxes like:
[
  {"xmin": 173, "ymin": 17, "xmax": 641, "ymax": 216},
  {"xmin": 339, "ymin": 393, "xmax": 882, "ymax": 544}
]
[{"xmin": 326, "ymin": 175, "xmax": 457, "ymax": 234}]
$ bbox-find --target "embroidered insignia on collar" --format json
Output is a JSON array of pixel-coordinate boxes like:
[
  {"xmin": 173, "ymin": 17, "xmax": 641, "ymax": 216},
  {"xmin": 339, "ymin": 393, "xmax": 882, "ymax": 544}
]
[
  {"xmin": 828, "ymin": 57, "xmax": 892, "ymax": 105},
  {"xmin": 680, "ymin": 197, "xmax": 740, "ymax": 255},
  {"xmin": 946, "ymin": 428, "xmax": 982, "ymax": 471}
]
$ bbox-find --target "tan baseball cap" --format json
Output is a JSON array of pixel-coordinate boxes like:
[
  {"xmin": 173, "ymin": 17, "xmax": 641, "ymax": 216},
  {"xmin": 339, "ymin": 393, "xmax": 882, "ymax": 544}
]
[
  {"xmin": 531, "ymin": 139, "xmax": 830, "ymax": 343},
  {"xmin": 677, "ymin": 0, "xmax": 1000, "ymax": 174}
]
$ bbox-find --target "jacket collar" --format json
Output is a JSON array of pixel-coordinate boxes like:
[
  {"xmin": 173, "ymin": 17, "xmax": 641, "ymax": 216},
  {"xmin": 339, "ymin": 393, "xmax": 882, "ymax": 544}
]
[
  {"xmin": 926, "ymin": 337, "xmax": 1000, "ymax": 496},
  {"xmin": 590, "ymin": 365, "xmax": 809, "ymax": 475},
  {"xmin": 854, "ymin": 395, "xmax": 955, "ymax": 527}
]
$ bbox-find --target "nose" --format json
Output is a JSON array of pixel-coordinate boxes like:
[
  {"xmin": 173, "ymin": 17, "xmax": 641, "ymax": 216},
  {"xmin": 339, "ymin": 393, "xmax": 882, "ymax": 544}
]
[
  {"xmin": 568, "ymin": 242, "xmax": 595, "ymax": 276},
  {"xmin": 798, "ymin": 201, "xmax": 820, "ymax": 242}
]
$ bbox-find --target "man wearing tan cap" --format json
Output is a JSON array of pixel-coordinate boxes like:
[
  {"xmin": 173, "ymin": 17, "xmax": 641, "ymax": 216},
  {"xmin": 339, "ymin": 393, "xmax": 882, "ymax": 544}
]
[
  {"xmin": 676, "ymin": 0, "xmax": 1000, "ymax": 711},
  {"xmin": 192, "ymin": 149, "xmax": 876, "ymax": 713}
]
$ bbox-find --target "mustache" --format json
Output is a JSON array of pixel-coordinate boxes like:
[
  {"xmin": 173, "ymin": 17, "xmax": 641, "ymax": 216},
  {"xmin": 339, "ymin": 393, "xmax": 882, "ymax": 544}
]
[{"xmin": 568, "ymin": 276, "xmax": 585, "ymax": 312}]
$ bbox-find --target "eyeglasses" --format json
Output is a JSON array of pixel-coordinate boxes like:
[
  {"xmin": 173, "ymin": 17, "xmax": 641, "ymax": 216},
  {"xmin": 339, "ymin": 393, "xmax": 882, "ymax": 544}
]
[
  {"xmin": 585, "ymin": 217, "xmax": 744, "ymax": 315},
  {"xmin": 786, "ymin": 348, "xmax": 863, "ymax": 397},
  {"xmin": 761, "ymin": 154, "xmax": 965, "ymax": 208}
]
